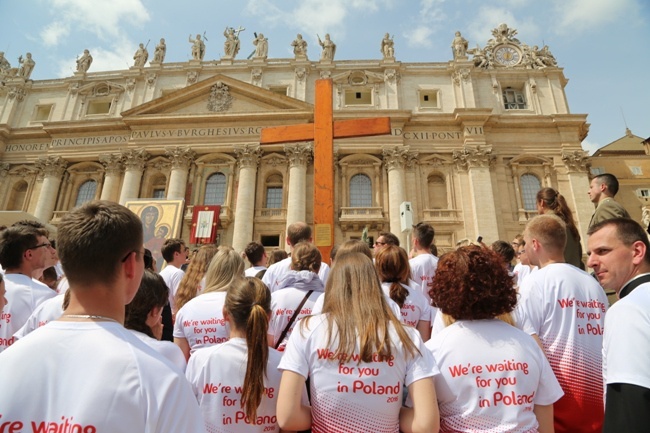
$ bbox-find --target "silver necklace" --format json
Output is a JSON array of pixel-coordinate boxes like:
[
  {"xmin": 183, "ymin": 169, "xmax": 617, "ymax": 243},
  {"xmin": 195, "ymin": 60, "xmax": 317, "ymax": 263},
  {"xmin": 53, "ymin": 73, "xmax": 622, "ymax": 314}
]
[{"xmin": 61, "ymin": 314, "xmax": 120, "ymax": 324}]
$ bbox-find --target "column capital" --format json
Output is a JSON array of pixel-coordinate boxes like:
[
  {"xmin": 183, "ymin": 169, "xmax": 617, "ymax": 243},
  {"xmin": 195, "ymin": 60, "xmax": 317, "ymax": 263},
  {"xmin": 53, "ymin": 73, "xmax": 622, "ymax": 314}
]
[
  {"xmin": 284, "ymin": 142, "xmax": 313, "ymax": 167},
  {"xmin": 561, "ymin": 150, "xmax": 589, "ymax": 173},
  {"xmin": 234, "ymin": 144, "xmax": 263, "ymax": 168},
  {"xmin": 122, "ymin": 148, "xmax": 150, "ymax": 170},
  {"xmin": 382, "ymin": 146, "xmax": 418, "ymax": 171},
  {"xmin": 0, "ymin": 162, "xmax": 10, "ymax": 177},
  {"xmin": 99, "ymin": 153, "xmax": 124, "ymax": 175},
  {"xmin": 165, "ymin": 146, "xmax": 197, "ymax": 170},
  {"xmin": 35, "ymin": 156, "xmax": 67, "ymax": 177},
  {"xmin": 452, "ymin": 145, "xmax": 495, "ymax": 171}
]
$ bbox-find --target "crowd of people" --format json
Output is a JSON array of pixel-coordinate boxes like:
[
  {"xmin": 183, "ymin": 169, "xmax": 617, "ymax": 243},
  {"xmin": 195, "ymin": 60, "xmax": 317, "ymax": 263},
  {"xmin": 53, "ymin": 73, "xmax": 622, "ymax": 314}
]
[{"xmin": 0, "ymin": 172, "xmax": 648, "ymax": 432}]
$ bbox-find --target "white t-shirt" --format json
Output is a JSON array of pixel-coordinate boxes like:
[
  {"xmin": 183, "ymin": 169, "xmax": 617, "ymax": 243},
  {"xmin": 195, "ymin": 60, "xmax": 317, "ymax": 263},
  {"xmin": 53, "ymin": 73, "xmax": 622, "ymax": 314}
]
[
  {"xmin": 603, "ymin": 279, "xmax": 650, "ymax": 389},
  {"xmin": 426, "ymin": 319, "xmax": 563, "ymax": 432},
  {"xmin": 380, "ymin": 281, "xmax": 433, "ymax": 327},
  {"xmin": 513, "ymin": 263, "xmax": 537, "ymax": 287},
  {"xmin": 186, "ymin": 338, "xmax": 283, "ymax": 432},
  {"xmin": 174, "ymin": 291, "xmax": 229, "ymax": 355},
  {"xmin": 262, "ymin": 256, "xmax": 330, "ymax": 292},
  {"xmin": 14, "ymin": 293, "xmax": 65, "ymax": 339},
  {"xmin": 159, "ymin": 264, "xmax": 185, "ymax": 313},
  {"xmin": 409, "ymin": 253, "xmax": 439, "ymax": 303},
  {"xmin": 0, "ymin": 320, "xmax": 205, "ymax": 432},
  {"xmin": 0, "ymin": 273, "xmax": 56, "ymax": 352},
  {"xmin": 130, "ymin": 329, "xmax": 187, "ymax": 373},
  {"xmin": 244, "ymin": 265, "xmax": 266, "ymax": 278},
  {"xmin": 517, "ymin": 262, "xmax": 607, "ymax": 432},
  {"xmin": 279, "ymin": 314, "xmax": 437, "ymax": 433},
  {"xmin": 269, "ymin": 285, "xmax": 323, "ymax": 350}
]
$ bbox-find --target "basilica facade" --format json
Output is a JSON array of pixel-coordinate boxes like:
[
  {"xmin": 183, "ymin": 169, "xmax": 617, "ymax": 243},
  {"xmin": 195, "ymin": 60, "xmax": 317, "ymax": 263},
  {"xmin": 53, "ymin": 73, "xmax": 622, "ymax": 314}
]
[{"xmin": 0, "ymin": 24, "xmax": 595, "ymax": 254}]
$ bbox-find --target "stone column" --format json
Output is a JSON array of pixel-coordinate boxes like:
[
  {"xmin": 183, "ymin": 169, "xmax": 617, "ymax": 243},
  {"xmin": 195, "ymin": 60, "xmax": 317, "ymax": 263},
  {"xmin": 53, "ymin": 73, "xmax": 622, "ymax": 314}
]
[
  {"xmin": 383, "ymin": 146, "xmax": 416, "ymax": 246},
  {"xmin": 231, "ymin": 144, "xmax": 263, "ymax": 253},
  {"xmin": 453, "ymin": 145, "xmax": 498, "ymax": 242},
  {"xmin": 118, "ymin": 148, "xmax": 150, "ymax": 205},
  {"xmin": 99, "ymin": 153, "xmax": 123, "ymax": 201},
  {"xmin": 0, "ymin": 163, "xmax": 11, "ymax": 208},
  {"xmin": 562, "ymin": 150, "xmax": 592, "ymax": 243},
  {"xmin": 33, "ymin": 156, "xmax": 68, "ymax": 222},
  {"xmin": 284, "ymin": 143, "xmax": 313, "ymax": 230},
  {"xmin": 165, "ymin": 146, "xmax": 196, "ymax": 200}
]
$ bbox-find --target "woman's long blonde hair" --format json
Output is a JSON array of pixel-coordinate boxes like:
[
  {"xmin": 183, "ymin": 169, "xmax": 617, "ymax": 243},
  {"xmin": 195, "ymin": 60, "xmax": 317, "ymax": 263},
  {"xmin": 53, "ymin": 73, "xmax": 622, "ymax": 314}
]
[
  {"xmin": 175, "ymin": 244, "xmax": 219, "ymax": 311},
  {"xmin": 315, "ymin": 252, "xmax": 419, "ymax": 364},
  {"xmin": 203, "ymin": 246, "xmax": 245, "ymax": 294}
]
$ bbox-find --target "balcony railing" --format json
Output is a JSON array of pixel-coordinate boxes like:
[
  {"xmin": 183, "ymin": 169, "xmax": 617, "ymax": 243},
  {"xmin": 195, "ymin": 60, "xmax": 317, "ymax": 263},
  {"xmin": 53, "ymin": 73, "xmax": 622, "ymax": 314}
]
[
  {"xmin": 422, "ymin": 209, "xmax": 462, "ymax": 224},
  {"xmin": 339, "ymin": 207, "xmax": 384, "ymax": 218},
  {"xmin": 255, "ymin": 208, "xmax": 287, "ymax": 219}
]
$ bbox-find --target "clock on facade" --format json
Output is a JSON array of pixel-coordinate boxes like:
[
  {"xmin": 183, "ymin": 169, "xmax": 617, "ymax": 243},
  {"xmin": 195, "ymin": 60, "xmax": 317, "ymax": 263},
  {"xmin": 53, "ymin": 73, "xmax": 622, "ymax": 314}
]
[{"xmin": 494, "ymin": 45, "xmax": 521, "ymax": 67}]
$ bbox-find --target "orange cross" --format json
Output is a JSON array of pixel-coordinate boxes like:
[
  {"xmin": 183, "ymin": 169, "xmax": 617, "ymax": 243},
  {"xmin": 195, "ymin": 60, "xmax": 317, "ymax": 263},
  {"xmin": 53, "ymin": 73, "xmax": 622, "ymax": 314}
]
[{"xmin": 260, "ymin": 79, "xmax": 391, "ymax": 261}]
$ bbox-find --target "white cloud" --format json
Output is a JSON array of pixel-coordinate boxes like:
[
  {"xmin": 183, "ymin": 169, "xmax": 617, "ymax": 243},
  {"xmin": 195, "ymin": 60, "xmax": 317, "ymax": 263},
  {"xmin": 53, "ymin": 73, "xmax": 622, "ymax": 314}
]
[
  {"xmin": 552, "ymin": 0, "xmax": 640, "ymax": 34},
  {"xmin": 581, "ymin": 138, "xmax": 602, "ymax": 155},
  {"xmin": 404, "ymin": 26, "xmax": 435, "ymax": 48},
  {"xmin": 54, "ymin": 38, "xmax": 136, "ymax": 78},
  {"xmin": 43, "ymin": 0, "xmax": 149, "ymax": 46},
  {"xmin": 41, "ymin": 21, "xmax": 70, "ymax": 47},
  {"xmin": 401, "ymin": 0, "xmax": 447, "ymax": 48},
  {"xmin": 465, "ymin": 7, "xmax": 540, "ymax": 47}
]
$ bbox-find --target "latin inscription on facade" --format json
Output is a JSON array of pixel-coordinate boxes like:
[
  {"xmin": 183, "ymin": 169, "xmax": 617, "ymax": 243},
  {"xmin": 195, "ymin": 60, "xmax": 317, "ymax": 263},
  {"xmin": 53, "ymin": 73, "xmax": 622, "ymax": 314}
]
[{"xmin": 4, "ymin": 126, "xmax": 484, "ymax": 153}]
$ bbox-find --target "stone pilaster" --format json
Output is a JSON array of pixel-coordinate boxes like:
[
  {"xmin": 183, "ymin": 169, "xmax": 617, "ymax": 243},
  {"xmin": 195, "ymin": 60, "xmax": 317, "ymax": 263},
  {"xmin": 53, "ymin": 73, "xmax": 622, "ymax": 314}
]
[
  {"xmin": 562, "ymin": 150, "xmax": 592, "ymax": 243},
  {"xmin": 0, "ymin": 163, "xmax": 11, "ymax": 208},
  {"xmin": 231, "ymin": 144, "xmax": 263, "ymax": 253},
  {"xmin": 383, "ymin": 146, "xmax": 417, "ymax": 246},
  {"xmin": 165, "ymin": 146, "xmax": 196, "ymax": 200},
  {"xmin": 453, "ymin": 145, "xmax": 499, "ymax": 242},
  {"xmin": 118, "ymin": 148, "xmax": 149, "ymax": 205},
  {"xmin": 284, "ymin": 143, "xmax": 313, "ymax": 229},
  {"xmin": 99, "ymin": 153, "xmax": 123, "ymax": 201},
  {"xmin": 33, "ymin": 156, "xmax": 67, "ymax": 222}
]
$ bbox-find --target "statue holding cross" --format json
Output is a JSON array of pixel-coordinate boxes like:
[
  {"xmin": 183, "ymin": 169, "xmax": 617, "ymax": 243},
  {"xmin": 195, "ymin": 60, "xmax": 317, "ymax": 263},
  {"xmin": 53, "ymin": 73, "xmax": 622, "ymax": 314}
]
[{"xmin": 260, "ymin": 79, "xmax": 391, "ymax": 260}]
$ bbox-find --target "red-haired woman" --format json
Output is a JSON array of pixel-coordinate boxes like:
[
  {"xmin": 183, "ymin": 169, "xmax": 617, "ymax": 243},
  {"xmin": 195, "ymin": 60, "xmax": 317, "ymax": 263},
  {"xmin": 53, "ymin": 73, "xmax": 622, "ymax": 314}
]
[{"xmin": 427, "ymin": 245, "xmax": 562, "ymax": 432}]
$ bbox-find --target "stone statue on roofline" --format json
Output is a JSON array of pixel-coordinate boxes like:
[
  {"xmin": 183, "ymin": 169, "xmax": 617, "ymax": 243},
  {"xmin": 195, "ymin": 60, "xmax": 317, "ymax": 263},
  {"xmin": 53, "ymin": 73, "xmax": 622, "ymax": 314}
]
[
  {"xmin": 152, "ymin": 38, "xmax": 166, "ymax": 63},
  {"xmin": 291, "ymin": 34, "xmax": 308, "ymax": 59},
  {"xmin": 451, "ymin": 31, "xmax": 468, "ymax": 58}
]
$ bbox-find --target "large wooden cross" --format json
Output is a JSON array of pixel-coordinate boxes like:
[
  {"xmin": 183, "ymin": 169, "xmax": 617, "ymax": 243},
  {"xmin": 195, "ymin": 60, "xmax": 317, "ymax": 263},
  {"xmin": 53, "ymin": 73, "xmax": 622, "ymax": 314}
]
[{"xmin": 260, "ymin": 79, "xmax": 391, "ymax": 261}]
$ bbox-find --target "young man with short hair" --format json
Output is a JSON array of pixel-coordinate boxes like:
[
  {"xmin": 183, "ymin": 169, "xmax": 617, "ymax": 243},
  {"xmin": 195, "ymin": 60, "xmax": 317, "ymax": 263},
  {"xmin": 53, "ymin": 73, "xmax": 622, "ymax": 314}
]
[
  {"xmin": 373, "ymin": 231, "xmax": 400, "ymax": 255},
  {"xmin": 262, "ymin": 222, "xmax": 330, "ymax": 291},
  {"xmin": 0, "ymin": 200, "xmax": 205, "ymax": 432},
  {"xmin": 588, "ymin": 173, "xmax": 631, "ymax": 228},
  {"xmin": 0, "ymin": 224, "xmax": 56, "ymax": 352},
  {"xmin": 159, "ymin": 238, "xmax": 188, "ymax": 314},
  {"xmin": 243, "ymin": 241, "xmax": 267, "ymax": 277},
  {"xmin": 587, "ymin": 218, "xmax": 650, "ymax": 432},
  {"xmin": 518, "ymin": 214, "xmax": 607, "ymax": 433},
  {"xmin": 409, "ymin": 222, "xmax": 438, "ymax": 304}
]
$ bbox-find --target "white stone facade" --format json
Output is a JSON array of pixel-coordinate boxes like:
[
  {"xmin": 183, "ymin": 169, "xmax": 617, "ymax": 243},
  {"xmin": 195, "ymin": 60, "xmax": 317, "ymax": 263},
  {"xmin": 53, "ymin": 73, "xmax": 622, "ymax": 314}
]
[{"xmin": 0, "ymin": 25, "xmax": 592, "ymax": 253}]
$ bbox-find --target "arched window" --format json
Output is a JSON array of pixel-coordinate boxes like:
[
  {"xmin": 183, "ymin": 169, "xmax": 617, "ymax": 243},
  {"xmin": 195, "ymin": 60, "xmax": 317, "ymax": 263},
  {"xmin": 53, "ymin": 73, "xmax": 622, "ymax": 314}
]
[
  {"xmin": 265, "ymin": 174, "xmax": 283, "ymax": 208},
  {"xmin": 74, "ymin": 180, "xmax": 97, "ymax": 207},
  {"xmin": 520, "ymin": 174, "xmax": 541, "ymax": 211},
  {"xmin": 205, "ymin": 172, "xmax": 226, "ymax": 205},
  {"xmin": 349, "ymin": 174, "xmax": 372, "ymax": 207},
  {"xmin": 7, "ymin": 181, "xmax": 28, "ymax": 211},
  {"xmin": 427, "ymin": 174, "xmax": 447, "ymax": 209}
]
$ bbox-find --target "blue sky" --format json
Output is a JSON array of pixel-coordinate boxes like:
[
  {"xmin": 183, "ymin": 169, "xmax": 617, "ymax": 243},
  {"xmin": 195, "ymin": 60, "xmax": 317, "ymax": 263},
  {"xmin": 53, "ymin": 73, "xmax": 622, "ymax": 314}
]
[{"xmin": 1, "ymin": 0, "xmax": 648, "ymax": 154}]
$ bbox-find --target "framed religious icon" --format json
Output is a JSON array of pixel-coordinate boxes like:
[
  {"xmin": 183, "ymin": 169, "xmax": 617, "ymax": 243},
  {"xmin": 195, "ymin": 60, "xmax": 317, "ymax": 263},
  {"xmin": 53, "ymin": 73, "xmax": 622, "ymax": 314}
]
[{"xmin": 125, "ymin": 199, "xmax": 184, "ymax": 271}]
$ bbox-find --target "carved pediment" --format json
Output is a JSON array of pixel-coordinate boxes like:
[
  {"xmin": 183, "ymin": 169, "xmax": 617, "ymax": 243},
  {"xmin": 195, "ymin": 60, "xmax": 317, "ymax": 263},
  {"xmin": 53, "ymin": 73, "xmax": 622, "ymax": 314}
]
[
  {"xmin": 121, "ymin": 74, "xmax": 313, "ymax": 118},
  {"xmin": 77, "ymin": 81, "xmax": 126, "ymax": 97},
  {"xmin": 331, "ymin": 70, "xmax": 385, "ymax": 86}
]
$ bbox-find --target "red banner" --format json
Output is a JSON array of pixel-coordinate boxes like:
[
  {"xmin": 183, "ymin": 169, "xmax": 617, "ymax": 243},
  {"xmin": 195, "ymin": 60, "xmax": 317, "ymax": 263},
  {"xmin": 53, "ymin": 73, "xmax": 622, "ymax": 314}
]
[{"xmin": 190, "ymin": 205, "xmax": 220, "ymax": 244}]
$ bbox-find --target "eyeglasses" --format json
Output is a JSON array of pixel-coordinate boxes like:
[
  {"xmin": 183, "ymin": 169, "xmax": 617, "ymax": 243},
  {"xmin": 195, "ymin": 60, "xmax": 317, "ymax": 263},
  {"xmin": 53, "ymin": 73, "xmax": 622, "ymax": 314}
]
[
  {"xmin": 121, "ymin": 249, "xmax": 145, "ymax": 262},
  {"xmin": 374, "ymin": 241, "xmax": 386, "ymax": 247},
  {"xmin": 28, "ymin": 243, "xmax": 51, "ymax": 250},
  {"xmin": 517, "ymin": 250, "xmax": 525, "ymax": 256}
]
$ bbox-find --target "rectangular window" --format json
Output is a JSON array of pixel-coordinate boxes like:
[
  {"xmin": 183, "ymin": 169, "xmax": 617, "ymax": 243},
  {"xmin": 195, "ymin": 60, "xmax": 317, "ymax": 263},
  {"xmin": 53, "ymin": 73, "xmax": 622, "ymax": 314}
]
[
  {"xmin": 269, "ymin": 86, "xmax": 289, "ymax": 96},
  {"xmin": 590, "ymin": 167, "xmax": 604, "ymax": 175},
  {"xmin": 503, "ymin": 87, "xmax": 527, "ymax": 110},
  {"xmin": 33, "ymin": 104, "xmax": 53, "ymax": 122},
  {"xmin": 630, "ymin": 166, "xmax": 643, "ymax": 175},
  {"xmin": 87, "ymin": 100, "xmax": 112, "ymax": 115},
  {"xmin": 638, "ymin": 189, "xmax": 650, "ymax": 197},
  {"xmin": 265, "ymin": 187, "xmax": 283, "ymax": 208},
  {"xmin": 344, "ymin": 89, "xmax": 372, "ymax": 106},
  {"xmin": 419, "ymin": 90, "xmax": 439, "ymax": 108},
  {"xmin": 261, "ymin": 235, "xmax": 280, "ymax": 247},
  {"xmin": 152, "ymin": 189, "xmax": 166, "ymax": 199}
]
